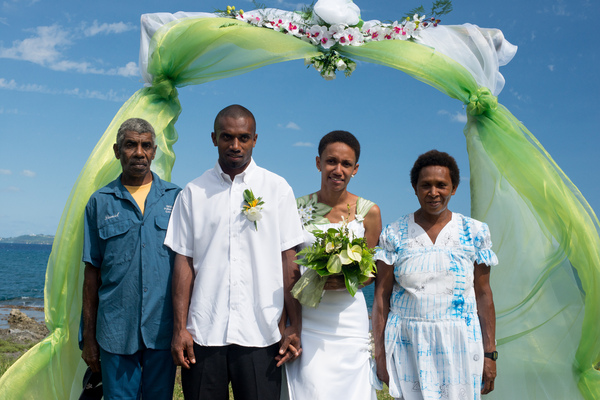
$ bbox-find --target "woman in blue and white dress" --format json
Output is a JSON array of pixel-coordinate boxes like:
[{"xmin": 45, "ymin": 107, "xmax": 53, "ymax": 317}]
[
  {"xmin": 373, "ymin": 150, "xmax": 498, "ymax": 400},
  {"xmin": 285, "ymin": 130, "xmax": 381, "ymax": 400}
]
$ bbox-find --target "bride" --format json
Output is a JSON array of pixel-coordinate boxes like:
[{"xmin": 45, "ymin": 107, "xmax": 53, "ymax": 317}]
[{"xmin": 285, "ymin": 130, "xmax": 382, "ymax": 399}]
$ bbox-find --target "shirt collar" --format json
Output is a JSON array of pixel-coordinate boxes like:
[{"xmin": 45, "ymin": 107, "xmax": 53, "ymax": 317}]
[
  {"xmin": 101, "ymin": 172, "xmax": 163, "ymax": 199},
  {"xmin": 213, "ymin": 158, "xmax": 257, "ymax": 184}
]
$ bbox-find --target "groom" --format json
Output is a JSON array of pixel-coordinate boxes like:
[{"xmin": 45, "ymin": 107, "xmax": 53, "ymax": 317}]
[{"xmin": 165, "ymin": 104, "xmax": 304, "ymax": 400}]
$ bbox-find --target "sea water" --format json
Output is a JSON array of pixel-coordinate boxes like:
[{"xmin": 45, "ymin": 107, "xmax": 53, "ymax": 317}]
[
  {"xmin": 0, "ymin": 242, "xmax": 376, "ymax": 314},
  {"xmin": 0, "ymin": 243, "xmax": 49, "ymax": 306}
]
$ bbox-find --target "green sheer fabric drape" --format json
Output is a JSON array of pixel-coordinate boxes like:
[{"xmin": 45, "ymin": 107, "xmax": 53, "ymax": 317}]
[
  {"xmin": 341, "ymin": 40, "xmax": 600, "ymax": 398},
  {"xmin": 0, "ymin": 15, "xmax": 597, "ymax": 400}
]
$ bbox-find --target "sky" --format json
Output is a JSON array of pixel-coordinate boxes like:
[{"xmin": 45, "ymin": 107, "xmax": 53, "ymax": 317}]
[{"xmin": 0, "ymin": 0, "xmax": 598, "ymax": 238}]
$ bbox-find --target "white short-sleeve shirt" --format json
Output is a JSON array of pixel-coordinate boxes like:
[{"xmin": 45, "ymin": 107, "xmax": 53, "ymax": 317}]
[{"xmin": 165, "ymin": 159, "xmax": 304, "ymax": 347}]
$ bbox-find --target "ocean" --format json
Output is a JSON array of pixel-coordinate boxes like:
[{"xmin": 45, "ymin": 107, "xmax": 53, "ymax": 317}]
[
  {"xmin": 0, "ymin": 242, "xmax": 376, "ymax": 319},
  {"xmin": 0, "ymin": 243, "xmax": 48, "ymax": 306}
]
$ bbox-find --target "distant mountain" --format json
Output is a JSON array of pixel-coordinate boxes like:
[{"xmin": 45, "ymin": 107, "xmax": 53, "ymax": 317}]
[{"xmin": 0, "ymin": 234, "xmax": 54, "ymax": 245}]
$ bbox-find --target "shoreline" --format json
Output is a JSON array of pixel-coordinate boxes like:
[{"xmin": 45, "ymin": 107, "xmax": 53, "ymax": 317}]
[{"xmin": 0, "ymin": 303, "xmax": 45, "ymax": 330}]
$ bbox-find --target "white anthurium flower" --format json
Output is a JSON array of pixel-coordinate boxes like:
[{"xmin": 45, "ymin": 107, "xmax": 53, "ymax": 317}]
[
  {"xmin": 325, "ymin": 241, "xmax": 335, "ymax": 253},
  {"xmin": 347, "ymin": 244, "xmax": 362, "ymax": 262},
  {"xmin": 244, "ymin": 207, "xmax": 262, "ymax": 222},
  {"xmin": 327, "ymin": 254, "xmax": 343, "ymax": 273},
  {"xmin": 314, "ymin": 0, "xmax": 361, "ymax": 26},
  {"xmin": 339, "ymin": 244, "xmax": 362, "ymax": 264}
]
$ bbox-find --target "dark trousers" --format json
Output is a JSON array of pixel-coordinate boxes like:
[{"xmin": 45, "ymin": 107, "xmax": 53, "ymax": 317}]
[{"xmin": 181, "ymin": 343, "xmax": 281, "ymax": 400}]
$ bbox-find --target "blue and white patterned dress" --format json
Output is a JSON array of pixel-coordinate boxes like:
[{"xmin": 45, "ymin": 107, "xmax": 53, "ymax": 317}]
[{"xmin": 376, "ymin": 213, "xmax": 498, "ymax": 400}]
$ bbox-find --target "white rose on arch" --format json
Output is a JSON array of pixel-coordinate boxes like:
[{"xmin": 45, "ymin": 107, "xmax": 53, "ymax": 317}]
[{"xmin": 313, "ymin": 0, "xmax": 361, "ymax": 26}]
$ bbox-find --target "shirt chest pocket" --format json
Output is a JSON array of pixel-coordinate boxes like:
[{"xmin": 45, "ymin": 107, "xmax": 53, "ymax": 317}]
[
  {"xmin": 154, "ymin": 216, "xmax": 172, "ymax": 259},
  {"xmin": 99, "ymin": 218, "xmax": 135, "ymax": 267}
]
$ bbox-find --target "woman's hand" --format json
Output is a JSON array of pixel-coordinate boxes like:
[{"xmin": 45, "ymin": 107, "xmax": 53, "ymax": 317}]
[
  {"xmin": 481, "ymin": 358, "xmax": 496, "ymax": 394},
  {"xmin": 375, "ymin": 349, "xmax": 389, "ymax": 385}
]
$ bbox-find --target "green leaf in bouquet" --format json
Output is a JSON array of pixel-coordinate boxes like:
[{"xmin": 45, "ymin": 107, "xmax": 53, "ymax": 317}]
[
  {"xmin": 315, "ymin": 267, "xmax": 332, "ymax": 277},
  {"xmin": 343, "ymin": 268, "xmax": 361, "ymax": 297}
]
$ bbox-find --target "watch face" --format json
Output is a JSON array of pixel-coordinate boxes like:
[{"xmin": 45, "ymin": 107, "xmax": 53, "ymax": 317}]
[{"xmin": 485, "ymin": 351, "xmax": 498, "ymax": 361}]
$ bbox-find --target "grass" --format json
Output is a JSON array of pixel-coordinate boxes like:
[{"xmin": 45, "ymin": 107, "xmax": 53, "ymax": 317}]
[
  {"xmin": 0, "ymin": 340, "xmax": 395, "ymax": 399},
  {"xmin": 0, "ymin": 337, "xmax": 37, "ymax": 376},
  {"xmin": 171, "ymin": 367, "xmax": 395, "ymax": 399}
]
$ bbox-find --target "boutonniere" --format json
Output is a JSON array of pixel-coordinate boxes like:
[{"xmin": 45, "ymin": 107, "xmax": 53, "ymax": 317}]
[{"xmin": 242, "ymin": 189, "xmax": 265, "ymax": 230}]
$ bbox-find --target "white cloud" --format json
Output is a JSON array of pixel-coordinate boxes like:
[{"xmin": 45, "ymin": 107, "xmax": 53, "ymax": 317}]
[
  {"xmin": 552, "ymin": 1, "xmax": 569, "ymax": 16},
  {"xmin": 285, "ymin": 121, "xmax": 301, "ymax": 130},
  {"xmin": 437, "ymin": 109, "xmax": 467, "ymax": 123},
  {"xmin": 110, "ymin": 62, "xmax": 139, "ymax": 77},
  {"xmin": 0, "ymin": 106, "xmax": 18, "ymax": 114},
  {"xmin": 277, "ymin": 121, "xmax": 302, "ymax": 130},
  {"xmin": 0, "ymin": 169, "xmax": 11, "ymax": 175},
  {"xmin": 293, "ymin": 142, "xmax": 314, "ymax": 147},
  {"xmin": 538, "ymin": 1, "xmax": 570, "ymax": 17},
  {"xmin": 0, "ymin": 23, "xmax": 137, "ymax": 77},
  {"xmin": 509, "ymin": 87, "xmax": 529, "ymax": 102},
  {"xmin": 0, "ymin": 24, "xmax": 71, "ymax": 65},
  {"xmin": 548, "ymin": 65, "xmax": 555, "ymax": 72},
  {"xmin": 0, "ymin": 77, "xmax": 129, "ymax": 102},
  {"xmin": 83, "ymin": 21, "xmax": 135, "ymax": 37},
  {"xmin": 63, "ymin": 88, "xmax": 129, "ymax": 102},
  {"xmin": 21, "ymin": 170, "xmax": 36, "ymax": 177},
  {"xmin": 4, "ymin": 186, "xmax": 21, "ymax": 192}
]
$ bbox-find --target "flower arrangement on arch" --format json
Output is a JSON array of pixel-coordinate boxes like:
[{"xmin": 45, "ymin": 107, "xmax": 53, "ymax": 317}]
[
  {"xmin": 217, "ymin": 0, "xmax": 451, "ymax": 79},
  {"xmin": 291, "ymin": 213, "xmax": 377, "ymax": 307}
]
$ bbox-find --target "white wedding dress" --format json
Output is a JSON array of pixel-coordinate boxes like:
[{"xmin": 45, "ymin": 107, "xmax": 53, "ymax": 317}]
[{"xmin": 285, "ymin": 197, "xmax": 377, "ymax": 400}]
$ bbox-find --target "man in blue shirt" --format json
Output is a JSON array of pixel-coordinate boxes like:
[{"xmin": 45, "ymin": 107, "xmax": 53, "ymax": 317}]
[{"xmin": 81, "ymin": 118, "xmax": 181, "ymax": 400}]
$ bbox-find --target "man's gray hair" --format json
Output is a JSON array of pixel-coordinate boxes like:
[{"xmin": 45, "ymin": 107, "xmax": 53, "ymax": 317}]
[{"xmin": 116, "ymin": 118, "xmax": 156, "ymax": 149}]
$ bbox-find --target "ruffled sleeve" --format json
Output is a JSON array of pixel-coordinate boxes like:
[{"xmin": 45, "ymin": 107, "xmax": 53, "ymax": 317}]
[
  {"xmin": 474, "ymin": 221, "xmax": 499, "ymax": 267},
  {"xmin": 375, "ymin": 221, "xmax": 401, "ymax": 266},
  {"xmin": 355, "ymin": 197, "xmax": 375, "ymax": 221}
]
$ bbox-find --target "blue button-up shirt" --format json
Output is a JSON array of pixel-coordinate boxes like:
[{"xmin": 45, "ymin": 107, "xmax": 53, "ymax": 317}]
[{"xmin": 83, "ymin": 172, "xmax": 181, "ymax": 354}]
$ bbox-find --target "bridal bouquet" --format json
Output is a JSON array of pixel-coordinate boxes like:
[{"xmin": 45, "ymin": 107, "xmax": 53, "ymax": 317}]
[{"xmin": 291, "ymin": 218, "xmax": 376, "ymax": 307}]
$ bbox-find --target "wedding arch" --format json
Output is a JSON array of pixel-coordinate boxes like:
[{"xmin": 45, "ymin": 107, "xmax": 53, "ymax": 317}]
[{"xmin": 0, "ymin": 5, "xmax": 598, "ymax": 400}]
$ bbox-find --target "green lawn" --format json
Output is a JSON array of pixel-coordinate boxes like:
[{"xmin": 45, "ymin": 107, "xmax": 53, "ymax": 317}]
[
  {"xmin": 171, "ymin": 368, "xmax": 395, "ymax": 399},
  {"xmin": 1, "ymin": 348, "xmax": 394, "ymax": 399}
]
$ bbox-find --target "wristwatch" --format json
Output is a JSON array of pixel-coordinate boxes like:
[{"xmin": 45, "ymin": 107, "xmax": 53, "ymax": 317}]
[{"xmin": 484, "ymin": 351, "xmax": 498, "ymax": 361}]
